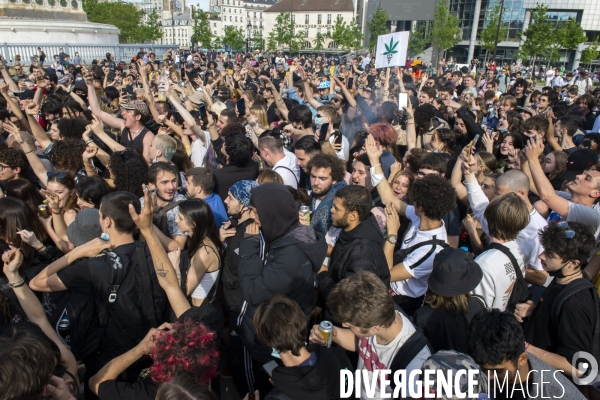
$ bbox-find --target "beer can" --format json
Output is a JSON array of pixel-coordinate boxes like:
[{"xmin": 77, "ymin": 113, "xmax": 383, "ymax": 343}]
[
  {"xmin": 38, "ymin": 204, "xmax": 50, "ymax": 219},
  {"xmin": 299, "ymin": 205, "xmax": 310, "ymax": 225},
  {"xmin": 319, "ymin": 321, "xmax": 333, "ymax": 348}
]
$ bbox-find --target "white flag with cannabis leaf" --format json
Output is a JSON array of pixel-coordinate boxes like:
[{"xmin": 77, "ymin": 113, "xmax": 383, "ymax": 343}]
[{"xmin": 375, "ymin": 31, "xmax": 409, "ymax": 69}]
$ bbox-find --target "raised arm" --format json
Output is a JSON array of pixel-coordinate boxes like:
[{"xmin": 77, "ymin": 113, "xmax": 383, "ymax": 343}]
[
  {"xmin": 544, "ymin": 112, "xmax": 561, "ymax": 151},
  {"xmin": 3, "ymin": 249, "xmax": 79, "ymax": 387},
  {"xmin": 129, "ymin": 186, "xmax": 191, "ymax": 317},
  {"xmin": 365, "ymin": 134, "xmax": 408, "ymax": 216},
  {"xmin": 83, "ymin": 68, "xmax": 124, "ymax": 130},
  {"xmin": 524, "ymin": 138, "xmax": 569, "ymax": 218},
  {"xmin": 3, "ymin": 122, "xmax": 49, "ymax": 187},
  {"xmin": 260, "ymin": 76, "xmax": 288, "ymax": 121},
  {"xmin": 0, "ymin": 65, "xmax": 20, "ymax": 93},
  {"xmin": 24, "ymin": 102, "xmax": 53, "ymax": 150},
  {"xmin": 404, "ymin": 100, "xmax": 417, "ymax": 151},
  {"xmin": 451, "ymin": 146, "xmax": 470, "ymax": 206}
]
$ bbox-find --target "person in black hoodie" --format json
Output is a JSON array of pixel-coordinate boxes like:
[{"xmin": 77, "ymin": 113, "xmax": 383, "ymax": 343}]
[
  {"xmin": 254, "ymin": 295, "xmax": 352, "ymax": 400},
  {"xmin": 317, "ymin": 185, "xmax": 390, "ymax": 307},
  {"xmin": 236, "ymin": 182, "xmax": 327, "ymax": 396}
]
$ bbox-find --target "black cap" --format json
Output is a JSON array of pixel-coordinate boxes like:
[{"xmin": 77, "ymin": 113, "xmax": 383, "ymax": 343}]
[
  {"xmin": 563, "ymin": 148, "xmax": 598, "ymax": 182},
  {"xmin": 428, "ymin": 247, "xmax": 483, "ymax": 296}
]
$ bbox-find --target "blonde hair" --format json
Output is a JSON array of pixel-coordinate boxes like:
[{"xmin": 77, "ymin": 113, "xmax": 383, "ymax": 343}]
[{"xmin": 251, "ymin": 105, "xmax": 268, "ymax": 128}]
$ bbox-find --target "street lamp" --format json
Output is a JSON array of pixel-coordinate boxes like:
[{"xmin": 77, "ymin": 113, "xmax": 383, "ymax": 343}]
[
  {"xmin": 247, "ymin": 21, "xmax": 252, "ymax": 53},
  {"xmin": 171, "ymin": 0, "xmax": 176, "ymax": 46}
]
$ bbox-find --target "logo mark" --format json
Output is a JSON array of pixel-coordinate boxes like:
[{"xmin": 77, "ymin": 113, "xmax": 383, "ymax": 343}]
[{"xmin": 572, "ymin": 351, "xmax": 598, "ymax": 385}]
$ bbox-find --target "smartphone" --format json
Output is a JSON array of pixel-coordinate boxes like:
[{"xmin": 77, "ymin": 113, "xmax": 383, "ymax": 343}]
[
  {"xmin": 181, "ymin": 67, "xmax": 186, "ymax": 79},
  {"xmin": 262, "ymin": 360, "xmax": 278, "ymax": 378},
  {"xmin": 236, "ymin": 98, "xmax": 246, "ymax": 117},
  {"xmin": 318, "ymin": 123, "xmax": 330, "ymax": 142},
  {"xmin": 398, "ymin": 93, "xmax": 408, "ymax": 109},
  {"xmin": 198, "ymin": 103, "xmax": 208, "ymax": 125},
  {"xmin": 347, "ymin": 77, "xmax": 354, "ymax": 88},
  {"xmin": 121, "ymin": 87, "xmax": 127, "ymax": 96},
  {"xmin": 334, "ymin": 131, "xmax": 343, "ymax": 145}
]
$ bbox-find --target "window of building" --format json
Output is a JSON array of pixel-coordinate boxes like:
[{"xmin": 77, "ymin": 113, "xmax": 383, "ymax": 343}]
[
  {"xmin": 318, "ymin": 14, "xmax": 322, "ymax": 24},
  {"xmin": 337, "ymin": 14, "xmax": 341, "ymax": 21},
  {"xmin": 254, "ymin": 12, "xmax": 256, "ymax": 17},
  {"xmin": 260, "ymin": 12, "xmax": 262, "ymax": 18},
  {"xmin": 292, "ymin": 14, "xmax": 295, "ymax": 23},
  {"xmin": 305, "ymin": 14, "xmax": 309, "ymax": 24},
  {"xmin": 235, "ymin": 16, "xmax": 237, "ymax": 22},
  {"xmin": 327, "ymin": 14, "xmax": 331, "ymax": 24}
]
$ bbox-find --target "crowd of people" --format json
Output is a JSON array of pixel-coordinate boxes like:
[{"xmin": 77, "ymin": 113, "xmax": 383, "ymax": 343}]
[{"xmin": 0, "ymin": 46, "xmax": 600, "ymax": 400}]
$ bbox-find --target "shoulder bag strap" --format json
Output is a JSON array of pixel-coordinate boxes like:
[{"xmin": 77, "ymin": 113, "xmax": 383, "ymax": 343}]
[
  {"xmin": 273, "ymin": 166, "xmax": 299, "ymax": 185},
  {"xmin": 389, "ymin": 330, "xmax": 431, "ymax": 390},
  {"xmin": 551, "ymin": 279, "xmax": 595, "ymax": 326},
  {"xmin": 486, "ymin": 242, "xmax": 524, "ymax": 280},
  {"xmin": 135, "ymin": 243, "xmax": 157, "ymax": 328},
  {"xmin": 404, "ymin": 236, "xmax": 448, "ymax": 270}
]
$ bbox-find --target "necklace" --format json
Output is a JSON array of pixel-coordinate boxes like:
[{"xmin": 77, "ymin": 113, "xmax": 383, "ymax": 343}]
[{"xmin": 557, "ymin": 271, "xmax": 582, "ymax": 285}]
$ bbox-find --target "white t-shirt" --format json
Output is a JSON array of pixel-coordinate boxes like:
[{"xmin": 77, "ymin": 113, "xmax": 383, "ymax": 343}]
[
  {"xmin": 273, "ymin": 149, "xmax": 300, "ymax": 189},
  {"xmin": 329, "ymin": 133, "xmax": 349, "ymax": 161},
  {"xmin": 473, "ymin": 240, "xmax": 525, "ymax": 311},
  {"xmin": 357, "ymin": 312, "xmax": 431, "ymax": 399},
  {"xmin": 391, "ymin": 206, "xmax": 447, "ymax": 298},
  {"xmin": 190, "ymin": 130, "xmax": 212, "ymax": 168}
]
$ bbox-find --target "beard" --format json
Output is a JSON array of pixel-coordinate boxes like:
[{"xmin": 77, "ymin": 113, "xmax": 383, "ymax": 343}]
[{"xmin": 332, "ymin": 212, "xmax": 349, "ymax": 229}]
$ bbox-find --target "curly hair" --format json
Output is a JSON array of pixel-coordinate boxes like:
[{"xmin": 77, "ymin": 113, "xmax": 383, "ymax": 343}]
[
  {"xmin": 0, "ymin": 148, "xmax": 27, "ymax": 172},
  {"xmin": 50, "ymin": 138, "xmax": 86, "ymax": 173},
  {"xmin": 433, "ymin": 128, "xmax": 455, "ymax": 155},
  {"xmin": 369, "ymin": 122, "xmax": 398, "ymax": 147},
  {"xmin": 409, "ymin": 174, "xmax": 456, "ymax": 220},
  {"xmin": 539, "ymin": 222, "xmax": 596, "ymax": 263},
  {"xmin": 57, "ymin": 117, "xmax": 88, "ymax": 140},
  {"xmin": 149, "ymin": 319, "xmax": 219, "ymax": 385},
  {"xmin": 305, "ymin": 153, "xmax": 346, "ymax": 183},
  {"xmin": 109, "ymin": 149, "xmax": 149, "ymax": 198}
]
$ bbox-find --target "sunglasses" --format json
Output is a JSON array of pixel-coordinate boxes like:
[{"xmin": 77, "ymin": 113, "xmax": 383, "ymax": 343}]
[{"xmin": 557, "ymin": 221, "xmax": 575, "ymax": 239}]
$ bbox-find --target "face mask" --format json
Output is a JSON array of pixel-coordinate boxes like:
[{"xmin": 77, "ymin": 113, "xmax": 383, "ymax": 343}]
[
  {"xmin": 498, "ymin": 128, "xmax": 508, "ymax": 134},
  {"xmin": 314, "ymin": 117, "xmax": 322, "ymax": 127},
  {"xmin": 547, "ymin": 260, "xmax": 572, "ymax": 278},
  {"xmin": 100, "ymin": 232, "xmax": 110, "ymax": 241},
  {"xmin": 76, "ymin": 77, "xmax": 82, "ymax": 81}
]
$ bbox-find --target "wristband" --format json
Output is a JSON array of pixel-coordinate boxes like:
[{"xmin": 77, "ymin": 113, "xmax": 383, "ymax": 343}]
[
  {"xmin": 35, "ymin": 243, "xmax": 45, "ymax": 252},
  {"xmin": 24, "ymin": 150, "xmax": 33, "ymax": 154},
  {"xmin": 51, "ymin": 209, "xmax": 61, "ymax": 214},
  {"xmin": 85, "ymin": 139, "xmax": 94, "ymax": 145},
  {"xmin": 9, "ymin": 279, "xmax": 25, "ymax": 288}
]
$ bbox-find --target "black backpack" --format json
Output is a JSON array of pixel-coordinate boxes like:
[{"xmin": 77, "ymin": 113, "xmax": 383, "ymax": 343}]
[
  {"xmin": 92, "ymin": 242, "xmax": 167, "ymax": 347},
  {"xmin": 551, "ymin": 277, "xmax": 600, "ymax": 363},
  {"xmin": 388, "ymin": 329, "xmax": 432, "ymax": 392},
  {"xmin": 152, "ymin": 200, "xmax": 184, "ymax": 238},
  {"xmin": 393, "ymin": 235, "xmax": 449, "ymax": 270},
  {"xmin": 485, "ymin": 242, "xmax": 530, "ymax": 312}
]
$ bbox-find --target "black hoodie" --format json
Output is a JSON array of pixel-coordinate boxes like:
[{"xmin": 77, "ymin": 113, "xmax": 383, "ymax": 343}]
[
  {"xmin": 238, "ymin": 183, "xmax": 327, "ymax": 363},
  {"xmin": 317, "ymin": 214, "xmax": 390, "ymax": 302},
  {"xmin": 266, "ymin": 345, "xmax": 353, "ymax": 400}
]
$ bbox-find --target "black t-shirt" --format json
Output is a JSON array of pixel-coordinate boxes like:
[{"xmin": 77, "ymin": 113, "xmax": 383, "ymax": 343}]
[
  {"xmin": 412, "ymin": 297, "xmax": 485, "ymax": 353},
  {"xmin": 524, "ymin": 278, "xmax": 597, "ymax": 362},
  {"xmin": 492, "ymin": 377, "xmax": 533, "ymax": 400},
  {"xmin": 97, "ymin": 369, "xmax": 158, "ymax": 400},
  {"xmin": 213, "ymin": 161, "xmax": 260, "ymax": 201},
  {"xmin": 442, "ymin": 205, "xmax": 461, "ymax": 237}
]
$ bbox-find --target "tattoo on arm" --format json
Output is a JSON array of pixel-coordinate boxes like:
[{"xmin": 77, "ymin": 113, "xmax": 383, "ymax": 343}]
[{"xmin": 154, "ymin": 259, "xmax": 169, "ymax": 277}]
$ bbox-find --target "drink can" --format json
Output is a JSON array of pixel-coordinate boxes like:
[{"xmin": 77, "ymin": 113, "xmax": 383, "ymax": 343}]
[
  {"xmin": 38, "ymin": 204, "xmax": 50, "ymax": 219},
  {"xmin": 319, "ymin": 320, "xmax": 333, "ymax": 348},
  {"xmin": 299, "ymin": 205, "xmax": 310, "ymax": 225}
]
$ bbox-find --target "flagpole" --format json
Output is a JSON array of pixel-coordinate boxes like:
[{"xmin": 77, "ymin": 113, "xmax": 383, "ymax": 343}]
[{"xmin": 383, "ymin": 67, "xmax": 390, "ymax": 101}]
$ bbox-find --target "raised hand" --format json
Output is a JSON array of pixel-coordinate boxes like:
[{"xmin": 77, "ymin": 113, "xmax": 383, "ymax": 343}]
[
  {"xmin": 385, "ymin": 203, "xmax": 400, "ymax": 234},
  {"xmin": 16, "ymin": 229, "xmax": 43, "ymax": 250},
  {"xmin": 128, "ymin": 184, "xmax": 155, "ymax": 232},
  {"xmin": 365, "ymin": 134, "xmax": 383, "ymax": 161},
  {"xmin": 82, "ymin": 146, "xmax": 98, "ymax": 161}
]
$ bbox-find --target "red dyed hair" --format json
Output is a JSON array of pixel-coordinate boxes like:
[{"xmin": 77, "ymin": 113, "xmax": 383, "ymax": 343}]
[
  {"xmin": 149, "ymin": 319, "xmax": 219, "ymax": 385},
  {"xmin": 369, "ymin": 122, "xmax": 398, "ymax": 146}
]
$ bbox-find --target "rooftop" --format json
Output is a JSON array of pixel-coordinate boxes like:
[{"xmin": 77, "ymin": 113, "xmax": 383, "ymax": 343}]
[{"xmin": 265, "ymin": 0, "xmax": 353, "ymax": 13}]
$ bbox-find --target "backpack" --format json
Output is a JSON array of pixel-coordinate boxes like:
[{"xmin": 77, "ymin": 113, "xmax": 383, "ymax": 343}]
[
  {"xmin": 551, "ymin": 278, "xmax": 600, "ymax": 362},
  {"xmin": 393, "ymin": 235, "xmax": 449, "ymax": 270},
  {"xmin": 152, "ymin": 200, "xmax": 184, "ymax": 238},
  {"xmin": 388, "ymin": 328, "xmax": 432, "ymax": 392},
  {"xmin": 485, "ymin": 242, "xmax": 530, "ymax": 312},
  {"xmin": 92, "ymin": 242, "xmax": 167, "ymax": 347}
]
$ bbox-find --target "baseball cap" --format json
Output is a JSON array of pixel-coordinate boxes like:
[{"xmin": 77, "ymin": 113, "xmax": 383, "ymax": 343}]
[{"xmin": 188, "ymin": 91, "xmax": 207, "ymax": 105}]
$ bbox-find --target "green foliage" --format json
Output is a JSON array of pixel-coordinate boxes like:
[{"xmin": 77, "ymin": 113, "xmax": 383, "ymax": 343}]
[
  {"xmin": 479, "ymin": 5, "xmax": 508, "ymax": 53},
  {"xmin": 269, "ymin": 13, "xmax": 305, "ymax": 52},
  {"xmin": 313, "ymin": 32, "xmax": 326, "ymax": 51},
  {"xmin": 222, "ymin": 25, "xmax": 246, "ymax": 51},
  {"xmin": 267, "ymin": 30, "xmax": 278, "ymax": 51},
  {"xmin": 517, "ymin": 4, "xmax": 553, "ymax": 63},
  {"xmin": 430, "ymin": 0, "xmax": 460, "ymax": 54},
  {"xmin": 408, "ymin": 24, "xmax": 428, "ymax": 57},
  {"xmin": 367, "ymin": 8, "xmax": 389, "ymax": 51},
  {"xmin": 328, "ymin": 16, "xmax": 362, "ymax": 51},
  {"xmin": 579, "ymin": 41, "xmax": 599, "ymax": 66},
  {"xmin": 557, "ymin": 19, "xmax": 587, "ymax": 51},
  {"xmin": 251, "ymin": 30, "xmax": 264, "ymax": 50},
  {"xmin": 191, "ymin": 9, "xmax": 213, "ymax": 48},
  {"xmin": 83, "ymin": 0, "xmax": 163, "ymax": 43}
]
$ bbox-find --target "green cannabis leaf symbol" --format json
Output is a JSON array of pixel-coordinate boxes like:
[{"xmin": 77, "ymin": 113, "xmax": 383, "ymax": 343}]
[{"xmin": 382, "ymin": 37, "xmax": 399, "ymax": 64}]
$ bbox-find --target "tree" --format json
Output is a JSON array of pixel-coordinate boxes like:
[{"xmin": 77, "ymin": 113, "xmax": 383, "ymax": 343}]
[
  {"xmin": 314, "ymin": 32, "xmax": 326, "ymax": 51},
  {"xmin": 478, "ymin": 5, "xmax": 508, "ymax": 63},
  {"xmin": 517, "ymin": 4, "xmax": 553, "ymax": 72},
  {"xmin": 267, "ymin": 31, "xmax": 278, "ymax": 51},
  {"xmin": 579, "ymin": 41, "xmax": 599, "ymax": 69},
  {"xmin": 408, "ymin": 23, "xmax": 428, "ymax": 57},
  {"xmin": 191, "ymin": 9, "xmax": 213, "ymax": 49},
  {"xmin": 251, "ymin": 30, "xmax": 264, "ymax": 51},
  {"xmin": 222, "ymin": 25, "xmax": 246, "ymax": 51},
  {"xmin": 429, "ymin": 0, "xmax": 460, "ymax": 63},
  {"xmin": 367, "ymin": 8, "xmax": 389, "ymax": 51},
  {"xmin": 269, "ymin": 12, "xmax": 305, "ymax": 52},
  {"xmin": 557, "ymin": 19, "xmax": 587, "ymax": 52},
  {"xmin": 345, "ymin": 19, "xmax": 364, "ymax": 51},
  {"xmin": 83, "ymin": 0, "xmax": 162, "ymax": 43}
]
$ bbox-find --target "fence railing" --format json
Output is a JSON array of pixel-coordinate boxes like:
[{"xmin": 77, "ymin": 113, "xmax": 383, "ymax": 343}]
[{"xmin": 1, "ymin": 43, "xmax": 179, "ymax": 66}]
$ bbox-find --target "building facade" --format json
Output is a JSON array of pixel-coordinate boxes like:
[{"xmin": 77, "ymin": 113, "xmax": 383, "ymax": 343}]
[{"xmin": 263, "ymin": 0, "xmax": 355, "ymax": 50}]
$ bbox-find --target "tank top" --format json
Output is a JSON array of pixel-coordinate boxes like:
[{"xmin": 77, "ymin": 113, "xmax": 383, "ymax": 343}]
[
  {"xmin": 190, "ymin": 244, "xmax": 221, "ymax": 300},
  {"xmin": 120, "ymin": 127, "xmax": 149, "ymax": 154}
]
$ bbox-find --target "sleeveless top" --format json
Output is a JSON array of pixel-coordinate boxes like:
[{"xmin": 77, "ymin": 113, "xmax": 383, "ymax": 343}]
[
  {"xmin": 120, "ymin": 127, "xmax": 149, "ymax": 154},
  {"xmin": 190, "ymin": 244, "xmax": 221, "ymax": 300}
]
